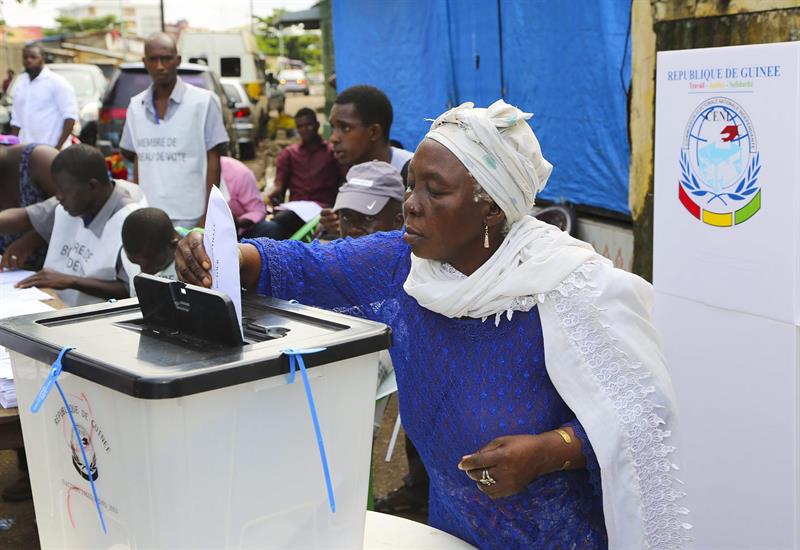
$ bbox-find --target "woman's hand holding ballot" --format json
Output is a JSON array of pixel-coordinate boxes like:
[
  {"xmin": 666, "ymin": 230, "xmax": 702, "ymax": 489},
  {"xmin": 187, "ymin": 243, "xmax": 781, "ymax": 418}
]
[{"xmin": 175, "ymin": 230, "xmax": 261, "ymax": 290}]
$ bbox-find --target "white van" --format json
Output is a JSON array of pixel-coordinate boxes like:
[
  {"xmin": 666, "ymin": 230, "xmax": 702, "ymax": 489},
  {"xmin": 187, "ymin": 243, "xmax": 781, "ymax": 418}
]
[{"xmin": 178, "ymin": 30, "xmax": 265, "ymax": 102}]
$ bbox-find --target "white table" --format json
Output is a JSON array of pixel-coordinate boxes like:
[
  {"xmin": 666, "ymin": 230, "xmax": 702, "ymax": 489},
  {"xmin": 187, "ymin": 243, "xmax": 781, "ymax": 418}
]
[{"xmin": 363, "ymin": 511, "xmax": 475, "ymax": 549}]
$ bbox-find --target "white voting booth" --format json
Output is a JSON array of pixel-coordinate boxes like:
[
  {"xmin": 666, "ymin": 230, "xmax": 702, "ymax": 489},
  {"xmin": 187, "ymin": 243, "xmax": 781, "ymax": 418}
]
[{"xmin": 654, "ymin": 42, "xmax": 800, "ymax": 548}]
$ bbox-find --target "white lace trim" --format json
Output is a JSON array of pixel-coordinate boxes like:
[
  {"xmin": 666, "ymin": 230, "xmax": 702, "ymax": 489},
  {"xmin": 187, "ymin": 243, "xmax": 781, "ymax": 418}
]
[
  {"xmin": 547, "ymin": 261, "xmax": 691, "ymax": 550},
  {"xmin": 441, "ymin": 263, "xmax": 538, "ymax": 325}
]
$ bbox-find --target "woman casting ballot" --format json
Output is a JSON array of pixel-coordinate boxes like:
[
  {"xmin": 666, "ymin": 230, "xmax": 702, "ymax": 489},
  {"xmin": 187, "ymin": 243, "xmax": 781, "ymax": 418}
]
[{"xmin": 177, "ymin": 100, "xmax": 689, "ymax": 549}]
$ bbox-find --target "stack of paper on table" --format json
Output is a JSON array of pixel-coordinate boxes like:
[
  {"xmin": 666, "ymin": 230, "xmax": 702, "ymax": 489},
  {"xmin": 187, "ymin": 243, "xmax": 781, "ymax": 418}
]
[{"xmin": 0, "ymin": 268, "xmax": 56, "ymax": 407}]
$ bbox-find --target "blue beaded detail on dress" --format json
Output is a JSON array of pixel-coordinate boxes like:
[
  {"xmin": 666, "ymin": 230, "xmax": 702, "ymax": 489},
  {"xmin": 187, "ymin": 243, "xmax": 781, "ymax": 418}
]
[{"xmin": 244, "ymin": 232, "xmax": 607, "ymax": 549}]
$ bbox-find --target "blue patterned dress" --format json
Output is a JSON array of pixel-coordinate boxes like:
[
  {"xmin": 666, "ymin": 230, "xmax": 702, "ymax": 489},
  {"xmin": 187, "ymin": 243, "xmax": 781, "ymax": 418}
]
[
  {"xmin": 0, "ymin": 143, "xmax": 48, "ymax": 268},
  {"xmin": 245, "ymin": 231, "xmax": 608, "ymax": 549}
]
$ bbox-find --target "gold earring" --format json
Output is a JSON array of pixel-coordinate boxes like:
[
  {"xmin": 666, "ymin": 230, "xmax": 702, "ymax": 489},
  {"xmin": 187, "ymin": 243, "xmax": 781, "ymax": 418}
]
[{"xmin": 484, "ymin": 225, "xmax": 490, "ymax": 248}]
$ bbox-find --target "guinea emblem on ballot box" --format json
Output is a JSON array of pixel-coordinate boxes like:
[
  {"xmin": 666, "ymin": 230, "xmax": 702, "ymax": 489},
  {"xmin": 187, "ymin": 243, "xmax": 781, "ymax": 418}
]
[{"xmin": 679, "ymin": 96, "xmax": 761, "ymax": 227}]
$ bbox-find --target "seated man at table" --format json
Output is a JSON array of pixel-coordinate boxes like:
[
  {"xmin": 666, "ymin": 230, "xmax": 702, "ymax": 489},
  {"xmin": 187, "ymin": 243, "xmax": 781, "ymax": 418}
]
[
  {"xmin": 0, "ymin": 145, "xmax": 145, "ymax": 306},
  {"xmin": 121, "ymin": 207, "xmax": 180, "ymax": 285},
  {"xmin": 260, "ymin": 108, "xmax": 343, "ymax": 240}
]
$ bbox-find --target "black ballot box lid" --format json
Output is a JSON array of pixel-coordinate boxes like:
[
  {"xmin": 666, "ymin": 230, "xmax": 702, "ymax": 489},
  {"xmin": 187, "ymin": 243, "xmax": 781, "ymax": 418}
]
[{"xmin": 0, "ymin": 291, "xmax": 392, "ymax": 400}]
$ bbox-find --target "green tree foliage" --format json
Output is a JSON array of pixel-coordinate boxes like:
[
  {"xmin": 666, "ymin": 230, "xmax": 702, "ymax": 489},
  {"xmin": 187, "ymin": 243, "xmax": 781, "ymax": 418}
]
[
  {"xmin": 45, "ymin": 15, "xmax": 119, "ymax": 36},
  {"xmin": 253, "ymin": 12, "xmax": 321, "ymax": 69}
]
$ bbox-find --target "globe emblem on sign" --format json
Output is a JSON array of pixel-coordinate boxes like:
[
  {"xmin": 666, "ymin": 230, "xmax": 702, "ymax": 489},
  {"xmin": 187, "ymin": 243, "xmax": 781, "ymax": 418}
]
[{"xmin": 679, "ymin": 97, "xmax": 761, "ymax": 227}]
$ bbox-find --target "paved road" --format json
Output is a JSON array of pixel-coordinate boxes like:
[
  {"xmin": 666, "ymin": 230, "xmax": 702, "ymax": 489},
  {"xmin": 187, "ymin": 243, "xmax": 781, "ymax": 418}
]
[{"xmin": 284, "ymin": 86, "xmax": 326, "ymax": 117}]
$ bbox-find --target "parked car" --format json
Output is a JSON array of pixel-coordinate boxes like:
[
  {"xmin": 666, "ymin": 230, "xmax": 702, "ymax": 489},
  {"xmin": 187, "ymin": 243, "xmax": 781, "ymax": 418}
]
[
  {"xmin": 98, "ymin": 62, "xmax": 236, "ymax": 157},
  {"xmin": 220, "ymin": 77, "xmax": 259, "ymax": 159},
  {"xmin": 277, "ymin": 69, "xmax": 310, "ymax": 95},
  {"xmin": 1, "ymin": 63, "xmax": 107, "ymax": 138}
]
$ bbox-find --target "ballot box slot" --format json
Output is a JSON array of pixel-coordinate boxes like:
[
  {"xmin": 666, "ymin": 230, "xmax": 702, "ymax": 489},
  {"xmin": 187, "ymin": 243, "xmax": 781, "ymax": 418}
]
[
  {"xmin": 132, "ymin": 274, "xmax": 245, "ymax": 347},
  {"xmin": 36, "ymin": 303, "xmax": 140, "ymax": 327},
  {"xmin": 113, "ymin": 317, "xmax": 289, "ymax": 349}
]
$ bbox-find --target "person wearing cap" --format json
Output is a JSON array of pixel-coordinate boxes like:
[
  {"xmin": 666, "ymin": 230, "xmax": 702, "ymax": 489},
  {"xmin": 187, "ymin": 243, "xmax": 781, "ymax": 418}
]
[
  {"xmin": 318, "ymin": 85, "xmax": 413, "ymax": 236},
  {"xmin": 332, "ymin": 160, "xmax": 404, "ymax": 238},
  {"xmin": 176, "ymin": 100, "xmax": 687, "ymax": 548},
  {"xmin": 332, "ymin": 160, "xmax": 430, "ymax": 515}
]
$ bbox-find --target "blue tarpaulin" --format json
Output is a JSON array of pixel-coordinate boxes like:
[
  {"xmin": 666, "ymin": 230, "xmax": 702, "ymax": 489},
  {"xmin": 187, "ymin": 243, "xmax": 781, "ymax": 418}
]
[{"xmin": 332, "ymin": 0, "xmax": 632, "ymax": 215}]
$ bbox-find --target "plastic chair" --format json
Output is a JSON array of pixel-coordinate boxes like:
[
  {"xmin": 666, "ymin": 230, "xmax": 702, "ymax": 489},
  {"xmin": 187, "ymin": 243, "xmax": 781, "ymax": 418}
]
[{"xmin": 289, "ymin": 215, "xmax": 320, "ymax": 243}]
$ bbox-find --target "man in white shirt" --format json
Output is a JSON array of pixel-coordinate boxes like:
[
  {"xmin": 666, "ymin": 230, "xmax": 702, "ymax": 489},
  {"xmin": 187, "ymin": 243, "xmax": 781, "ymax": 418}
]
[
  {"xmin": 120, "ymin": 33, "xmax": 229, "ymax": 229},
  {"xmin": 10, "ymin": 43, "xmax": 78, "ymax": 149}
]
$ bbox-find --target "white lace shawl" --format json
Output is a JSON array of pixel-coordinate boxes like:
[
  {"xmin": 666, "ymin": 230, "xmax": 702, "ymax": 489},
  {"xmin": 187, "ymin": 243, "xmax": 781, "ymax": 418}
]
[
  {"xmin": 409, "ymin": 250, "xmax": 691, "ymax": 547},
  {"xmin": 403, "ymin": 216, "xmax": 596, "ymax": 323},
  {"xmin": 538, "ymin": 259, "xmax": 691, "ymax": 549}
]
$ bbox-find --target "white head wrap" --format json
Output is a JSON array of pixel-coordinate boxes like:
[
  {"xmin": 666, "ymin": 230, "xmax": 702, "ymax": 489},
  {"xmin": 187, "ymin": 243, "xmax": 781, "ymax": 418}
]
[
  {"xmin": 404, "ymin": 99, "xmax": 598, "ymax": 323},
  {"xmin": 424, "ymin": 99, "xmax": 553, "ymax": 223}
]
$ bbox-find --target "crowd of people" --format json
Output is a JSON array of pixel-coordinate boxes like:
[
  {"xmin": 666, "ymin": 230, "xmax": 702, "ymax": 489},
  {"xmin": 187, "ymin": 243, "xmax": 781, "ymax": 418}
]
[{"xmin": 0, "ymin": 29, "xmax": 688, "ymax": 550}]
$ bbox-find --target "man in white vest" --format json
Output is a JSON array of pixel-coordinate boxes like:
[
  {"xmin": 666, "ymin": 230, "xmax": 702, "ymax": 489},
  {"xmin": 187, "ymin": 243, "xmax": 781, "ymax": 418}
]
[
  {"xmin": 120, "ymin": 32, "xmax": 229, "ymax": 229},
  {"xmin": 0, "ymin": 145, "xmax": 145, "ymax": 306}
]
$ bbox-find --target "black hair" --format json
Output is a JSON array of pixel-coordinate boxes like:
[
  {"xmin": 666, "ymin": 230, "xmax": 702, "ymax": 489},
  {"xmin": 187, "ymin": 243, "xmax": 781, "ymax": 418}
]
[
  {"xmin": 334, "ymin": 85, "xmax": 393, "ymax": 143},
  {"xmin": 78, "ymin": 121, "xmax": 98, "ymax": 146},
  {"xmin": 51, "ymin": 144, "xmax": 109, "ymax": 184},
  {"xmin": 294, "ymin": 107, "xmax": 318, "ymax": 122},
  {"xmin": 23, "ymin": 43, "xmax": 44, "ymax": 56},
  {"xmin": 400, "ymin": 159, "xmax": 411, "ymax": 188},
  {"xmin": 389, "ymin": 139, "xmax": 404, "ymax": 150},
  {"xmin": 122, "ymin": 208, "xmax": 176, "ymax": 254}
]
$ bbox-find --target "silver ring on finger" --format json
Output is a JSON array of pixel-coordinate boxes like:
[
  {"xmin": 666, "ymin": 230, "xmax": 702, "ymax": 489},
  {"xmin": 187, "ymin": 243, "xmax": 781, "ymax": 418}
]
[{"xmin": 479, "ymin": 469, "xmax": 497, "ymax": 486}]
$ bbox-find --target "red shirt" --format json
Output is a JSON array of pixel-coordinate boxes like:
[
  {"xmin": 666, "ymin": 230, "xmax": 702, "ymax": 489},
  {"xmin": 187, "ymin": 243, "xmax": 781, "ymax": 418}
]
[{"xmin": 274, "ymin": 138, "xmax": 343, "ymax": 207}]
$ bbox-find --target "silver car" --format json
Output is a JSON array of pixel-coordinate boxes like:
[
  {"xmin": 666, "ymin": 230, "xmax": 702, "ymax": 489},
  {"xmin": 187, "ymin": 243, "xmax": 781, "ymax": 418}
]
[
  {"xmin": 277, "ymin": 69, "xmax": 310, "ymax": 95},
  {"xmin": 221, "ymin": 77, "xmax": 257, "ymax": 159}
]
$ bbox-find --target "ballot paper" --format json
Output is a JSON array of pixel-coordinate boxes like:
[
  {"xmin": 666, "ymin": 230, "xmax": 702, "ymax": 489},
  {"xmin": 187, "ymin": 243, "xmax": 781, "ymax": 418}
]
[
  {"xmin": 0, "ymin": 296, "xmax": 53, "ymax": 320},
  {"xmin": 0, "ymin": 347, "xmax": 12, "ymax": 380},
  {"xmin": 0, "ymin": 299, "xmax": 55, "ymax": 408},
  {"xmin": 0, "ymin": 269, "xmax": 54, "ymax": 302},
  {"xmin": 0, "ymin": 346, "xmax": 15, "ymax": 407},
  {"xmin": 276, "ymin": 200, "xmax": 323, "ymax": 223},
  {"xmin": 0, "ymin": 344, "xmax": 13, "ymax": 407},
  {"xmin": 203, "ymin": 185, "xmax": 243, "ymax": 335},
  {"xmin": 0, "ymin": 269, "xmax": 34, "ymax": 287}
]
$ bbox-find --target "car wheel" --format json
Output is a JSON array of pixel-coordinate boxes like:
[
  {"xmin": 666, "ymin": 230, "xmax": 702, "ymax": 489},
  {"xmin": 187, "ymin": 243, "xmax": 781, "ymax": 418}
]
[{"xmin": 303, "ymin": 89, "xmax": 310, "ymax": 96}]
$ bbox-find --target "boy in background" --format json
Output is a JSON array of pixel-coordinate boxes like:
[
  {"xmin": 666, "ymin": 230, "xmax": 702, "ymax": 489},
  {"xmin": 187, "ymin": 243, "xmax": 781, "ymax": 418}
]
[{"xmin": 121, "ymin": 207, "xmax": 180, "ymax": 284}]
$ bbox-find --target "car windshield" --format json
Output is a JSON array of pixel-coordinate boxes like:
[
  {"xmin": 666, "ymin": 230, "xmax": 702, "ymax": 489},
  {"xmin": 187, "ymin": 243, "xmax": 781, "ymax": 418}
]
[
  {"xmin": 50, "ymin": 69, "xmax": 97, "ymax": 98},
  {"xmin": 278, "ymin": 70, "xmax": 305, "ymax": 80},
  {"xmin": 109, "ymin": 70, "xmax": 210, "ymax": 108}
]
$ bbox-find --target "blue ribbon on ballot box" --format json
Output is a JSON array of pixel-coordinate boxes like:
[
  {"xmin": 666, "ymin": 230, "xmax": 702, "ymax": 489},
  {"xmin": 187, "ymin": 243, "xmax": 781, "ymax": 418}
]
[
  {"xmin": 282, "ymin": 347, "xmax": 336, "ymax": 513},
  {"xmin": 30, "ymin": 347, "xmax": 108, "ymax": 534}
]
